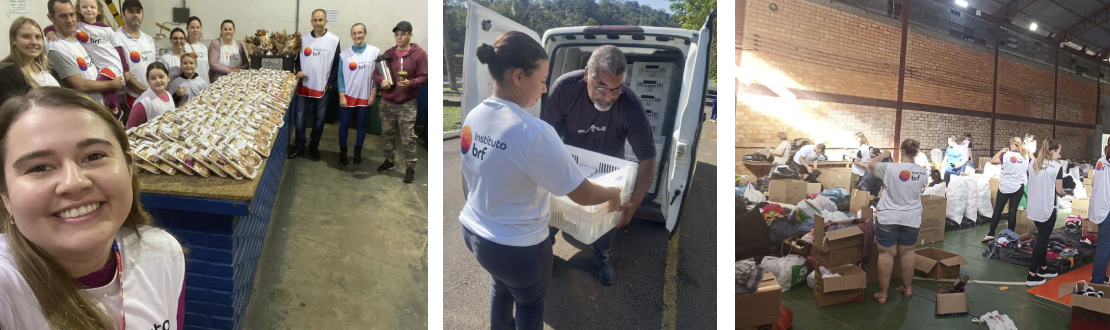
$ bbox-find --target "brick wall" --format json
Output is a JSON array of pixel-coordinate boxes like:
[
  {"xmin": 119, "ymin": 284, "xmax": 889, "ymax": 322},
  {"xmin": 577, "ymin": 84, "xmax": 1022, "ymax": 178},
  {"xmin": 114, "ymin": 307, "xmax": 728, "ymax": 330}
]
[
  {"xmin": 904, "ymin": 32, "xmax": 994, "ymax": 113},
  {"xmin": 899, "ymin": 110, "xmax": 990, "ymax": 162},
  {"xmin": 996, "ymin": 57, "xmax": 1055, "ymax": 119},
  {"xmin": 1057, "ymin": 126, "xmax": 1094, "ymax": 160},
  {"xmin": 1057, "ymin": 73, "xmax": 1098, "ymax": 125}
]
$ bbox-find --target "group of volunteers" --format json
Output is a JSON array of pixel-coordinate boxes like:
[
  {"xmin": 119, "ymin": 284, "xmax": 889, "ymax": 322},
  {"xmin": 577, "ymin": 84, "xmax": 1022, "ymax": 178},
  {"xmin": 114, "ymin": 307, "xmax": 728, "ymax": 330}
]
[
  {"xmin": 458, "ymin": 31, "xmax": 658, "ymax": 329},
  {"xmin": 0, "ymin": 0, "xmax": 428, "ymax": 184},
  {"xmin": 0, "ymin": 1, "xmax": 425, "ymax": 329}
]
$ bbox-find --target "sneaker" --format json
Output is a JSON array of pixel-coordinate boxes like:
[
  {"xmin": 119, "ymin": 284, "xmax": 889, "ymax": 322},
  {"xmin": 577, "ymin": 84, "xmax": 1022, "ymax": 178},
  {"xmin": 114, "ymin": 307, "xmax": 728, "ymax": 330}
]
[
  {"xmin": 595, "ymin": 259, "xmax": 616, "ymax": 286},
  {"xmin": 403, "ymin": 168, "xmax": 415, "ymax": 183},
  {"xmin": 1026, "ymin": 273, "xmax": 1046, "ymax": 286},
  {"xmin": 982, "ymin": 235, "xmax": 995, "ymax": 242},
  {"xmin": 1036, "ymin": 267, "xmax": 1058, "ymax": 278},
  {"xmin": 377, "ymin": 159, "xmax": 395, "ymax": 173}
]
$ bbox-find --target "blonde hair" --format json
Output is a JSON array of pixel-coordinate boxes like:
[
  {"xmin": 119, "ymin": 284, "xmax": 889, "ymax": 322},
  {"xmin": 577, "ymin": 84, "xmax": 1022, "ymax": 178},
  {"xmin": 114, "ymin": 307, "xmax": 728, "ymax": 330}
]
[
  {"xmin": 75, "ymin": 0, "xmax": 108, "ymax": 25},
  {"xmin": 1, "ymin": 18, "xmax": 51, "ymax": 88},
  {"xmin": 0, "ymin": 87, "xmax": 155, "ymax": 329},
  {"xmin": 1033, "ymin": 137, "xmax": 1060, "ymax": 175},
  {"xmin": 855, "ymin": 132, "xmax": 869, "ymax": 146},
  {"xmin": 1009, "ymin": 136, "xmax": 1031, "ymax": 159}
]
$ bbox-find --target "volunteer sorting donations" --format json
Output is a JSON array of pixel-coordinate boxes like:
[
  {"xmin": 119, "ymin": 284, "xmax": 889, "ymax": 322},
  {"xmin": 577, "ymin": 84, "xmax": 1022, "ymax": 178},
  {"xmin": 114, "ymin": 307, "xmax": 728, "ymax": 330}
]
[
  {"xmin": 851, "ymin": 132, "xmax": 871, "ymax": 191},
  {"xmin": 541, "ymin": 45, "xmax": 655, "ymax": 286},
  {"xmin": 944, "ymin": 135, "xmax": 968, "ymax": 184},
  {"xmin": 869, "ymin": 139, "xmax": 929, "ymax": 305},
  {"xmin": 1024, "ymin": 138, "xmax": 1065, "ymax": 287},
  {"xmin": 983, "ymin": 137, "xmax": 1032, "ymax": 242},
  {"xmin": 1089, "ymin": 137, "xmax": 1110, "ymax": 285},
  {"xmin": 793, "ymin": 142, "xmax": 825, "ymax": 181},
  {"xmin": 458, "ymin": 31, "xmax": 622, "ymax": 330}
]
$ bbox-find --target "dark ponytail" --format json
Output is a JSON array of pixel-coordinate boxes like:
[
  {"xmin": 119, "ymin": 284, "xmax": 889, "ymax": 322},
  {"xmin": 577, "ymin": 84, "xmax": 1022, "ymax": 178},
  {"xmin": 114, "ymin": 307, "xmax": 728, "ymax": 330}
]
[
  {"xmin": 477, "ymin": 31, "xmax": 547, "ymax": 84},
  {"xmin": 901, "ymin": 138, "xmax": 920, "ymax": 158}
]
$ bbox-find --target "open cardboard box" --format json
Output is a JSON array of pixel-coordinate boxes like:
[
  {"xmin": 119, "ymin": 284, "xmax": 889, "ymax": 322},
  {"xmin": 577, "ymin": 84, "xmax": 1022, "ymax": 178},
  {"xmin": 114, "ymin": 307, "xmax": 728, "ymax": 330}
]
[
  {"xmin": 935, "ymin": 284, "xmax": 969, "ymax": 316},
  {"xmin": 849, "ymin": 189, "xmax": 873, "ymax": 217},
  {"xmin": 914, "ymin": 248, "xmax": 968, "ymax": 280},
  {"xmin": 811, "ymin": 213, "xmax": 865, "ymax": 267},
  {"xmin": 817, "ymin": 167, "xmax": 853, "ymax": 190},
  {"xmin": 1058, "ymin": 282, "xmax": 1110, "ymax": 329},
  {"xmin": 768, "ymin": 179, "xmax": 822, "ymax": 205},
  {"xmin": 736, "ymin": 273, "xmax": 781, "ymax": 329},
  {"xmin": 989, "ymin": 177, "xmax": 999, "ymax": 207},
  {"xmin": 813, "ymin": 265, "xmax": 867, "ymax": 307},
  {"xmin": 1015, "ymin": 210, "xmax": 1037, "ymax": 235}
]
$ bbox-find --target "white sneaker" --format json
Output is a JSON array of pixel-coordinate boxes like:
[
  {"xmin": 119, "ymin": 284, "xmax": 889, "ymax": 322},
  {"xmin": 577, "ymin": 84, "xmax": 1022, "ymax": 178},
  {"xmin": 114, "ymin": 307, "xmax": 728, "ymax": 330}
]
[{"xmin": 982, "ymin": 235, "xmax": 995, "ymax": 242}]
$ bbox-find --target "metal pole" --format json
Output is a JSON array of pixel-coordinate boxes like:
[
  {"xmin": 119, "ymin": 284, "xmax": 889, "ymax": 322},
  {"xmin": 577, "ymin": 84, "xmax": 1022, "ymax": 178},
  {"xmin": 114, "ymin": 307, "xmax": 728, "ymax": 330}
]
[
  {"xmin": 990, "ymin": 29, "xmax": 1000, "ymax": 154},
  {"xmin": 895, "ymin": 0, "xmax": 910, "ymax": 161},
  {"xmin": 1054, "ymin": 49, "xmax": 1059, "ymax": 138}
]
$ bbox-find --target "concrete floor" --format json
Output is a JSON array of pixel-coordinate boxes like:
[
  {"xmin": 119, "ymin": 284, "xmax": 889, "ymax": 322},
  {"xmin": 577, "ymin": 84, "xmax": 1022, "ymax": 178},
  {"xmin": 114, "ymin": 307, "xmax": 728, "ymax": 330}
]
[
  {"xmin": 241, "ymin": 123, "xmax": 429, "ymax": 329},
  {"xmin": 442, "ymin": 105, "xmax": 718, "ymax": 329},
  {"xmin": 782, "ymin": 211, "xmax": 1079, "ymax": 329}
]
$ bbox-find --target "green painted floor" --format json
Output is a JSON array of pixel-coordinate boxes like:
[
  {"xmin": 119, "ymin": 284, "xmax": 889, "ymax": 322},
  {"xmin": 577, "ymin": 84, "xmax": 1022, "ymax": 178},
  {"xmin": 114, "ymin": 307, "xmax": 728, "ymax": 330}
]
[{"xmin": 782, "ymin": 211, "xmax": 1079, "ymax": 329}]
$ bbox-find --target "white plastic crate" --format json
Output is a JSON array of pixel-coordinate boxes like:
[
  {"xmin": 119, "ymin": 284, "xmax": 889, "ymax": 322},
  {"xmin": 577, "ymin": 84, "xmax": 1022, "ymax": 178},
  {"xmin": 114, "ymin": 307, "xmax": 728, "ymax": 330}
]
[
  {"xmin": 650, "ymin": 122, "xmax": 662, "ymax": 136},
  {"xmin": 645, "ymin": 109, "xmax": 663, "ymax": 124},
  {"xmin": 630, "ymin": 77, "xmax": 674, "ymax": 95},
  {"xmin": 638, "ymin": 94, "xmax": 669, "ymax": 111},
  {"xmin": 632, "ymin": 62, "xmax": 676, "ymax": 79},
  {"xmin": 549, "ymin": 145, "xmax": 639, "ymax": 244},
  {"xmin": 623, "ymin": 136, "xmax": 665, "ymax": 160}
]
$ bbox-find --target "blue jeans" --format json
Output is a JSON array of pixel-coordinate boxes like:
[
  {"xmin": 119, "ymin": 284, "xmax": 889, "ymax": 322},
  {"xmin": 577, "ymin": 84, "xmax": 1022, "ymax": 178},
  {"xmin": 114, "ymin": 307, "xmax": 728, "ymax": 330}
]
[
  {"xmin": 710, "ymin": 98, "xmax": 717, "ymax": 120},
  {"xmin": 548, "ymin": 226, "xmax": 618, "ymax": 265},
  {"xmin": 461, "ymin": 225, "xmax": 552, "ymax": 330},
  {"xmin": 338, "ymin": 106, "xmax": 368, "ymax": 147},
  {"xmin": 1092, "ymin": 212, "xmax": 1110, "ymax": 284},
  {"xmin": 293, "ymin": 93, "xmax": 329, "ymax": 148},
  {"xmin": 943, "ymin": 168, "xmax": 963, "ymax": 185},
  {"xmin": 875, "ymin": 221, "xmax": 920, "ymax": 247}
]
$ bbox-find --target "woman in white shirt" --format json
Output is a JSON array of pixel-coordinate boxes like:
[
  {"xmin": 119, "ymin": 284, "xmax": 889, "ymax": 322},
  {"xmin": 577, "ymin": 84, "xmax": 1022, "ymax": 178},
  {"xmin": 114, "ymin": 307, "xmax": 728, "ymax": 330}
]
[
  {"xmin": 1090, "ymin": 138, "xmax": 1110, "ymax": 285},
  {"xmin": 0, "ymin": 87, "xmax": 185, "ymax": 329},
  {"xmin": 460, "ymin": 31, "xmax": 621, "ymax": 330},
  {"xmin": 1024, "ymin": 138, "xmax": 1065, "ymax": 286},
  {"xmin": 868, "ymin": 139, "xmax": 928, "ymax": 304},
  {"xmin": 184, "ymin": 16, "xmax": 210, "ymax": 84},
  {"xmin": 157, "ymin": 28, "xmax": 187, "ymax": 78},
  {"xmin": 207, "ymin": 20, "xmax": 248, "ymax": 82},
  {"xmin": 984, "ymin": 137, "xmax": 1032, "ymax": 242},
  {"xmin": 851, "ymin": 132, "xmax": 871, "ymax": 190},
  {"xmin": 770, "ymin": 132, "xmax": 790, "ymax": 165}
]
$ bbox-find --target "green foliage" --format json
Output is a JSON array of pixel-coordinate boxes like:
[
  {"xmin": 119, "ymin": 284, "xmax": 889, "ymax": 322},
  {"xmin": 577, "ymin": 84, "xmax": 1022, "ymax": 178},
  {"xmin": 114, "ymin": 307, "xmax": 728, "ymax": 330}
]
[
  {"xmin": 668, "ymin": 0, "xmax": 716, "ymax": 81},
  {"xmin": 443, "ymin": 0, "xmax": 681, "ymax": 57}
]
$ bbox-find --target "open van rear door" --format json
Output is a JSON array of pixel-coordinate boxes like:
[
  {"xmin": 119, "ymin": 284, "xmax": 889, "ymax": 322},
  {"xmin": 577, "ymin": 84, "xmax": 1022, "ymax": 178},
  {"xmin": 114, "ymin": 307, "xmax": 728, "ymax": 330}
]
[
  {"xmin": 460, "ymin": 0, "xmax": 542, "ymax": 122},
  {"xmin": 661, "ymin": 12, "xmax": 714, "ymax": 234}
]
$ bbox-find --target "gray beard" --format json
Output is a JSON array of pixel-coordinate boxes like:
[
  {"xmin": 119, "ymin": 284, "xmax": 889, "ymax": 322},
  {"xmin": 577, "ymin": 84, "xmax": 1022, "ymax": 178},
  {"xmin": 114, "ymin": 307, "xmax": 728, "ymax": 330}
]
[{"xmin": 593, "ymin": 99, "xmax": 613, "ymax": 112}]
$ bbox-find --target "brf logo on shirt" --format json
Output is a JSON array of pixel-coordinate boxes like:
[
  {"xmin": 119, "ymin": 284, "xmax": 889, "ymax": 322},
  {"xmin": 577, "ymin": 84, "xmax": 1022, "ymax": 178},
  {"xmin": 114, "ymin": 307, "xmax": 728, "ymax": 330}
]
[
  {"xmin": 76, "ymin": 31, "xmax": 89, "ymax": 43},
  {"xmin": 1099, "ymin": 161, "xmax": 1104, "ymax": 171},
  {"xmin": 1010, "ymin": 156, "xmax": 1019, "ymax": 163},
  {"xmin": 76, "ymin": 57, "xmax": 88, "ymax": 71},
  {"xmin": 898, "ymin": 170, "xmax": 911, "ymax": 182},
  {"xmin": 461, "ymin": 126, "xmax": 507, "ymax": 160},
  {"xmin": 461, "ymin": 126, "xmax": 473, "ymax": 154},
  {"xmin": 129, "ymin": 51, "xmax": 141, "ymax": 63},
  {"xmin": 303, "ymin": 47, "xmax": 326, "ymax": 57}
]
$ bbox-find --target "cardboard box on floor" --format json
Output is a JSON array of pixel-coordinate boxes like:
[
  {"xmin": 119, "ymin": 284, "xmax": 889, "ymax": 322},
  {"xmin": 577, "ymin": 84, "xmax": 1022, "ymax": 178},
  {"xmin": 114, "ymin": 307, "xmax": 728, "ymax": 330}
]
[
  {"xmin": 818, "ymin": 167, "xmax": 853, "ymax": 190},
  {"xmin": 1058, "ymin": 282, "xmax": 1110, "ymax": 330},
  {"xmin": 936, "ymin": 284, "xmax": 969, "ymax": 316},
  {"xmin": 990, "ymin": 177, "xmax": 999, "ymax": 207},
  {"xmin": 736, "ymin": 273, "xmax": 781, "ymax": 329},
  {"xmin": 918, "ymin": 195, "xmax": 947, "ymax": 246},
  {"xmin": 813, "ymin": 265, "xmax": 867, "ymax": 307},
  {"xmin": 811, "ymin": 213, "xmax": 865, "ymax": 267},
  {"xmin": 1015, "ymin": 210, "xmax": 1037, "ymax": 235},
  {"xmin": 1074, "ymin": 198, "xmax": 1091, "ymax": 220},
  {"xmin": 914, "ymin": 248, "xmax": 968, "ymax": 279},
  {"xmin": 864, "ymin": 242, "xmax": 901, "ymax": 285},
  {"xmin": 768, "ymin": 179, "xmax": 822, "ymax": 205},
  {"xmin": 849, "ymin": 189, "xmax": 873, "ymax": 217},
  {"xmin": 1085, "ymin": 220, "xmax": 1100, "ymax": 235}
]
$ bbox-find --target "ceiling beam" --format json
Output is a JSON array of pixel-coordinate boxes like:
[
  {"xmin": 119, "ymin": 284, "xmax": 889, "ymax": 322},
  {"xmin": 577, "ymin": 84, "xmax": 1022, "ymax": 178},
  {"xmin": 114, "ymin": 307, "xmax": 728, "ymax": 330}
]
[
  {"xmin": 927, "ymin": 0, "xmax": 1106, "ymax": 63},
  {"xmin": 992, "ymin": 0, "xmax": 1039, "ymax": 20},
  {"xmin": 1055, "ymin": 3, "xmax": 1110, "ymax": 43}
]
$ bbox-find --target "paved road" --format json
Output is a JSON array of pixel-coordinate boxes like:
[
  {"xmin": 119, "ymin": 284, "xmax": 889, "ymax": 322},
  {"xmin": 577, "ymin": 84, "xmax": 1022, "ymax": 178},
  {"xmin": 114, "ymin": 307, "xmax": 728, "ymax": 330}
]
[{"xmin": 442, "ymin": 105, "xmax": 718, "ymax": 329}]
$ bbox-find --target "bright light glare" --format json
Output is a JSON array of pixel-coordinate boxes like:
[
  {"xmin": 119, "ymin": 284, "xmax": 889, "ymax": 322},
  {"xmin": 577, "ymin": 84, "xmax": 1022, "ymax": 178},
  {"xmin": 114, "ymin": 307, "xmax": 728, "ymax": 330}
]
[
  {"xmin": 1030, "ymin": 23, "xmax": 1038, "ymax": 31},
  {"xmin": 955, "ymin": 0, "xmax": 968, "ymax": 8}
]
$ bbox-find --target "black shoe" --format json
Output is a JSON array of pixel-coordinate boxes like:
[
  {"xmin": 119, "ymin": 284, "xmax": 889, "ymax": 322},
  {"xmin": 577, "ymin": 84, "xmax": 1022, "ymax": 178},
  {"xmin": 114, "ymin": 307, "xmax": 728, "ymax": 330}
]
[
  {"xmin": 403, "ymin": 168, "xmax": 415, "ymax": 183},
  {"xmin": 595, "ymin": 259, "xmax": 616, "ymax": 286},
  {"xmin": 353, "ymin": 146, "xmax": 362, "ymax": 164},
  {"xmin": 1026, "ymin": 273, "xmax": 1047, "ymax": 286},
  {"xmin": 309, "ymin": 146, "xmax": 321, "ymax": 160},
  {"xmin": 339, "ymin": 146, "xmax": 348, "ymax": 165},
  {"xmin": 1037, "ymin": 267, "xmax": 1059, "ymax": 278},
  {"xmin": 377, "ymin": 159, "xmax": 394, "ymax": 173},
  {"xmin": 287, "ymin": 148, "xmax": 303, "ymax": 159}
]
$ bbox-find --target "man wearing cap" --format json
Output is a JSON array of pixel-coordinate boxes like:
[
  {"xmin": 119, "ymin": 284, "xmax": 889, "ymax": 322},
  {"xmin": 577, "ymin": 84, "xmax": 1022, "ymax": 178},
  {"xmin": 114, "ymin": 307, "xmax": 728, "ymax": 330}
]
[
  {"xmin": 46, "ymin": 0, "xmax": 123, "ymax": 107},
  {"xmin": 372, "ymin": 21, "xmax": 427, "ymax": 183},
  {"xmin": 114, "ymin": 0, "xmax": 156, "ymax": 112},
  {"xmin": 542, "ymin": 45, "xmax": 656, "ymax": 286},
  {"xmin": 289, "ymin": 8, "xmax": 341, "ymax": 160}
]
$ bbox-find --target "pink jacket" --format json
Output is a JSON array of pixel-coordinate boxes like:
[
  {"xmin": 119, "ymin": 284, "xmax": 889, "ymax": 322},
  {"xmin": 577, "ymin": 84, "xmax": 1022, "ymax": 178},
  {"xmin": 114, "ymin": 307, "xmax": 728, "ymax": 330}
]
[{"xmin": 207, "ymin": 38, "xmax": 249, "ymax": 82}]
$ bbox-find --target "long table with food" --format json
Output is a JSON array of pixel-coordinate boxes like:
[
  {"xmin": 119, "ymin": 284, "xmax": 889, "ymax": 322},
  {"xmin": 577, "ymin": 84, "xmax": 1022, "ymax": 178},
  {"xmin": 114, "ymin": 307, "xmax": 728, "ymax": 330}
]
[{"xmin": 127, "ymin": 69, "xmax": 297, "ymax": 330}]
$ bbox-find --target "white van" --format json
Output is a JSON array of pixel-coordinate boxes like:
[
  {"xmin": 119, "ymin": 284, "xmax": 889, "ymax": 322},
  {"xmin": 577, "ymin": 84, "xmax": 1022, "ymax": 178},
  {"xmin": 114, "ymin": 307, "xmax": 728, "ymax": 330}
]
[{"xmin": 461, "ymin": 1, "xmax": 715, "ymax": 235}]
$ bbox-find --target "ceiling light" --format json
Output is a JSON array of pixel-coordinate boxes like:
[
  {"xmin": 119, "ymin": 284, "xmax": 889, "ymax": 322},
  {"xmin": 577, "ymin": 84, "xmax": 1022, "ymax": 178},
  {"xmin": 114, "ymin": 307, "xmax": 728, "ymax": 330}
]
[
  {"xmin": 1030, "ymin": 23, "xmax": 1038, "ymax": 31},
  {"xmin": 955, "ymin": 0, "xmax": 969, "ymax": 8}
]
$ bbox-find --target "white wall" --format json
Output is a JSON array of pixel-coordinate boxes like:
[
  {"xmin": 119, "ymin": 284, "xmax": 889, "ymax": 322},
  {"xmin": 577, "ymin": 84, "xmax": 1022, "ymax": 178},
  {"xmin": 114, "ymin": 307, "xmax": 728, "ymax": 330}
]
[{"xmin": 0, "ymin": 0, "xmax": 429, "ymax": 58}]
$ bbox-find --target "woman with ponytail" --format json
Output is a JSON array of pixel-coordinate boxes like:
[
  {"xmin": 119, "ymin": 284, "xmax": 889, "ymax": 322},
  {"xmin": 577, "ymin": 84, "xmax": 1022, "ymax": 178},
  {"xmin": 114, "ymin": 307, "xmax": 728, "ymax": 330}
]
[
  {"xmin": 1024, "ymin": 138, "xmax": 1065, "ymax": 286},
  {"xmin": 984, "ymin": 137, "xmax": 1033, "ymax": 242},
  {"xmin": 1090, "ymin": 137, "xmax": 1110, "ymax": 285},
  {"xmin": 0, "ymin": 87, "xmax": 184, "ymax": 329},
  {"xmin": 869, "ymin": 139, "xmax": 929, "ymax": 304},
  {"xmin": 458, "ymin": 31, "xmax": 621, "ymax": 330}
]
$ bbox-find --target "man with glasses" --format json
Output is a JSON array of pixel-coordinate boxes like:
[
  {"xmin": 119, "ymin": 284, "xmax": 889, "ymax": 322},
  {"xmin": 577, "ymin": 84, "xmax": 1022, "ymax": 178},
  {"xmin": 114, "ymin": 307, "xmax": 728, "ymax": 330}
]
[
  {"xmin": 541, "ymin": 45, "xmax": 656, "ymax": 286},
  {"xmin": 372, "ymin": 21, "xmax": 427, "ymax": 183},
  {"xmin": 289, "ymin": 8, "xmax": 341, "ymax": 160}
]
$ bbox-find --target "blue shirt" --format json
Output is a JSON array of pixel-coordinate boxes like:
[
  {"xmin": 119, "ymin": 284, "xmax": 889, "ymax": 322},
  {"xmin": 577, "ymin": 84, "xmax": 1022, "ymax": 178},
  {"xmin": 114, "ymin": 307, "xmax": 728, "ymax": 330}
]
[
  {"xmin": 945, "ymin": 147, "xmax": 965, "ymax": 172},
  {"xmin": 337, "ymin": 44, "xmax": 377, "ymax": 93}
]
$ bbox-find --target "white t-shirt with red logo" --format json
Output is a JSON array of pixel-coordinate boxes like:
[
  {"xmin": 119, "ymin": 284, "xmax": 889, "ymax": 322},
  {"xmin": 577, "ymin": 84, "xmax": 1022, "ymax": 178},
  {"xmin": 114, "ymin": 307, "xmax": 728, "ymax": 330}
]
[
  {"xmin": 998, "ymin": 151, "xmax": 1030, "ymax": 194},
  {"xmin": 297, "ymin": 31, "xmax": 340, "ymax": 98},
  {"xmin": 1026, "ymin": 159, "xmax": 1064, "ymax": 222},
  {"xmin": 77, "ymin": 22, "xmax": 125, "ymax": 80},
  {"xmin": 0, "ymin": 226, "xmax": 184, "ymax": 330},
  {"xmin": 875, "ymin": 162, "xmax": 929, "ymax": 228},
  {"xmin": 459, "ymin": 98, "xmax": 587, "ymax": 247},
  {"xmin": 115, "ymin": 28, "xmax": 157, "ymax": 98},
  {"xmin": 339, "ymin": 46, "xmax": 380, "ymax": 107},
  {"xmin": 1090, "ymin": 156, "xmax": 1110, "ymax": 224},
  {"xmin": 186, "ymin": 42, "xmax": 211, "ymax": 84},
  {"xmin": 47, "ymin": 36, "xmax": 103, "ymax": 105}
]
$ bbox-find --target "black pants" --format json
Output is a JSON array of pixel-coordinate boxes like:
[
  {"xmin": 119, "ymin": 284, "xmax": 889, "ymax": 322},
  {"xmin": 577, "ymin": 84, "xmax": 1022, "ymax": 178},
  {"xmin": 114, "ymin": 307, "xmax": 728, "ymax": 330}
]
[
  {"xmin": 988, "ymin": 185, "xmax": 1025, "ymax": 236},
  {"xmin": 1029, "ymin": 210, "xmax": 1058, "ymax": 273},
  {"xmin": 461, "ymin": 225, "xmax": 552, "ymax": 330}
]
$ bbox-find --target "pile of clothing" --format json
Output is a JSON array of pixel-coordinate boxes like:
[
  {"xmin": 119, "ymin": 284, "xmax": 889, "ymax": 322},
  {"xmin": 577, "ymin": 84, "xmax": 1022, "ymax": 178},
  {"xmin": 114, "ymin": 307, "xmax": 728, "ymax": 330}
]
[
  {"xmin": 1064, "ymin": 216, "xmax": 1083, "ymax": 235},
  {"xmin": 985, "ymin": 229, "xmax": 1082, "ymax": 267},
  {"xmin": 1081, "ymin": 234, "xmax": 1098, "ymax": 249},
  {"xmin": 736, "ymin": 259, "xmax": 765, "ymax": 295}
]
